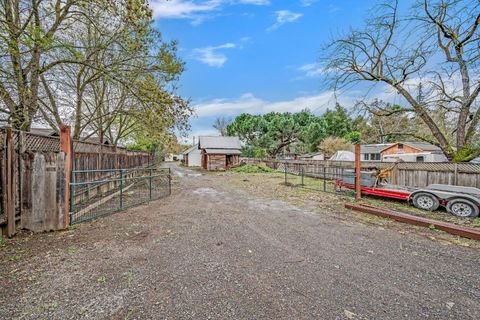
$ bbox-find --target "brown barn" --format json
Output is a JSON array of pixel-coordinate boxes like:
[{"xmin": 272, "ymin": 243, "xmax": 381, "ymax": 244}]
[{"xmin": 199, "ymin": 136, "xmax": 242, "ymax": 170}]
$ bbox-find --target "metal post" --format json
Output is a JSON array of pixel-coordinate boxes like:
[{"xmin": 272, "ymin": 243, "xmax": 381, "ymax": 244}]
[
  {"xmin": 355, "ymin": 144, "xmax": 361, "ymax": 200},
  {"xmin": 149, "ymin": 168, "xmax": 153, "ymax": 200},
  {"xmin": 284, "ymin": 163, "xmax": 287, "ymax": 184},
  {"xmin": 168, "ymin": 168, "xmax": 171, "ymax": 195},
  {"xmin": 69, "ymin": 173, "xmax": 74, "ymax": 225},
  {"xmin": 301, "ymin": 167, "xmax": 304, "ymax": 186},
  {"xmin": 119, "ymin": 169, "xmax": 124, "ymax": 209}
]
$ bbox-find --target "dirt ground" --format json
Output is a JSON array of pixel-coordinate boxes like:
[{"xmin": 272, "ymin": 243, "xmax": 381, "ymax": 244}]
[{"xmin": 1, "ymin": 163, "xmax": 479, "ymax": 319}]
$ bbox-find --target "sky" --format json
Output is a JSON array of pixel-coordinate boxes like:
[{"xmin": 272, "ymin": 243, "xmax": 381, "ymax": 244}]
[{"xmin": 150, "ymin": 0, "xmax": 401, "ymax": 143}]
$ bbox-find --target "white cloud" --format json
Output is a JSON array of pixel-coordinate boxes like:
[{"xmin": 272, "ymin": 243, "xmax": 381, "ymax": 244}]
[
  {"xmin": 300, "ymin": 0, "xmax": 319, "ymax": 7},
  {"xmin": 150, "ymin": 0, "xmax": 269, "ymax": 24},
  {"xmin": 192, "ymin": 43, "xmax": 237, "ymax": 67},
  {"xmin": 150, "ymin": 0, "xmax": 221, "ymax": 19},
  {"xmin": 327, "ymin": 4, "xmax": 340, "ymax": 14},
  {"xmin": 268, "ymin": 10, "xmax": 303, "ymax": 31},
  {"xmin": 193, "ymin": 92, "xmax": 357, "ymax": 117},
  {"xmin": 297, "ymin": 63, "xmax": 324, "ymax": 78},
  {"xmin": 238, "ymin": 0, "xmax": 270, "ymax": 4}
]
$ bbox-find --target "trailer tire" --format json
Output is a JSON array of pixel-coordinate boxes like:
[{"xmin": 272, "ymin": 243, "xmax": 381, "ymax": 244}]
[
  {"xmin": 446, "ymin": 199, "xmax": 479, "ymax": 218},
  {"xmin": 412, "ymin": 192, "xmax": 440, "ymax": 211}
]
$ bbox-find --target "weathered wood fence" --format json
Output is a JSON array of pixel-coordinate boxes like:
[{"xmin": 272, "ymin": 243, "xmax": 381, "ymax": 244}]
[
  {"xmin": 243, "ymin": 158, "xmax": 480, "ymax": 189},
  {"xmin": 0, "ymin": 127, "xmax": 153, "ymax": 237}
]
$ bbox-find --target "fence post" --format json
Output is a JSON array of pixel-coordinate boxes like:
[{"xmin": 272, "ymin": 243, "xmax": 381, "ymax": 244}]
[
  {"xmin": 355, "ymin": 144, "xmax": 361, "ymax": 201},
  {"xmin": 5, "ymin": 128, "xmax": 15, "ymax": 237},
  {"xmin": 119, "ymin": 169, "xmax": 124, "ymax": 209},
  {"xmin": 149, "ymin": 168, "xmax": 153, "ymax": 200},
  {"xmin": 301, "ymin": 167, "xmax": 304, "ymax": 186},
  {"xmin": 454, "ymin": 163, "xmax": 458, "ymax": 185},
  {"xmin": 284, "ymin": 163, "xmax": 287, "ymax": 184},
  {"xmin": 323, "ymin": 165, "xmax": 326, "ymax": 192},
  {"xmin": 60, "ymin": 125, "xmax": 72, "ymax": 227},
  {"xmin": 168, "ymin": 168, "xmax": 171, "ymax": 195}
]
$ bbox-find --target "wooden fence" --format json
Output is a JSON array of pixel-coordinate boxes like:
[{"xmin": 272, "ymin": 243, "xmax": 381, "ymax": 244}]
[
  {"xmin": 0, "ymin": 127, "xmax": 153, "ymax": 237},
  {"xmin": 243, "ymin": 158, "xmax": 480, "ymax": 189}
]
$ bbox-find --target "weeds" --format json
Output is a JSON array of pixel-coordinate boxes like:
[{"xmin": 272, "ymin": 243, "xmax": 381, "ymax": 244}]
[
  {"xmin": 41, "ymin": 300, "xmax": 59, "ymax": 311},
  {"xmin": 97, "ymin": 275, "xmax": 107, "ymax": 284},
  {"xmin": 231, "ymin": 164, "xmax": 274, "ymax": 173},
  {"xmin": 9, "ymin": 254, "xmax": 22, "ymax": 261},
  {"xmin": 123, "ymin": 271, "xmax": 133, "ymax": 284}
]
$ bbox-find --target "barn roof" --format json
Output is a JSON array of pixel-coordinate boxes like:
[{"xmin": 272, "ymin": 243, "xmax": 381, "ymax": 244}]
[
  {"xmin": 205, "ymin": 148, "xmax": 242, "ymax": 155},
  {"xmin": 199, "ymin": 136, "xmax": 241, "ymax": 150}
]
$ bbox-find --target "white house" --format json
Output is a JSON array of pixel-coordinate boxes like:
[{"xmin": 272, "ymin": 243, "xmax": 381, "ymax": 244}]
[{"xmin": 183, "ymin": 145, "xmax": 202, "ymax": 167}]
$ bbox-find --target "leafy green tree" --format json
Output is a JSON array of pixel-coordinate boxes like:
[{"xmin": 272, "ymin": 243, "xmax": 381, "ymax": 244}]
[{"xmin": 227, "ymin": 107, "xmax": 361, "ymax": 157}]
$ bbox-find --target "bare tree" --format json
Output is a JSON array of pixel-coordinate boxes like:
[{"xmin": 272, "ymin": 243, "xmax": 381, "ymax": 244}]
[
  {"xmin": 323, "ymin": 0, "xmax": 480, "ymax": 161},
  {"xmin": 213, "ymin": 116, "xmax": 231, "ymax": 136}
]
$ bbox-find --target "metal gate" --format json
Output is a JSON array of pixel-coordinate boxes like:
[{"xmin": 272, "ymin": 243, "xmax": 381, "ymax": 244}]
[
  {"xmin": 282, "ymin": 162, "xmax": 356, "ymax": 196},
  {"xmin": 69, "ymin": 167, "xmax": 171, "ymax": 224}
]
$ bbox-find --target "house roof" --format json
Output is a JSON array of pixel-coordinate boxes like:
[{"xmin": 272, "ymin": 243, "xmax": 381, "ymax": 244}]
[
  {"xmin": 182, "ymin": 145, "xmax": 198, "ymax": 155},
  {"xmin": 360, "ymin": 144, "xmax": 393, "ymax": 154},
  {"xmin": 383, "ymin": 141, "xmax": 442, "ymax": 152},
  {"xmin": 30, "ymin": 127, "xmax": 58, "ymax": 136},
  {"xmin": 300, "ymin": 152, "xmax": 324, "ymax": 158},
  {"xmin": 205, "ymin": 148, "xmax": 242, "ymax": 155},
  {"xmin": 199, "ymin": 136, "xmax": 241, "ymax": 150}
]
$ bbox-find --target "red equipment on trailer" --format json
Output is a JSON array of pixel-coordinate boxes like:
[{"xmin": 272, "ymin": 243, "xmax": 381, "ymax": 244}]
[{"xmin": 337, "ymin": 171, "xmax": 480, "ymax": 218}]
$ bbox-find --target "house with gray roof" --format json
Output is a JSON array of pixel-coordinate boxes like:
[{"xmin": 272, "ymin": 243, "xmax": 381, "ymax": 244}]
[
  {"xmin": 198, "ymin": 136, "xmax": 242, "ymax": 170},
  {"xmin": 360, "ymin": 143, "xmax": 393, "ymax": 161}
]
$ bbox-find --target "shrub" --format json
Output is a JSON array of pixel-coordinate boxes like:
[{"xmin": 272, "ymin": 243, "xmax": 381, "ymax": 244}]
[{"xmin": 231, "ymin": 164, "xmax": 274, "ymax": 173}]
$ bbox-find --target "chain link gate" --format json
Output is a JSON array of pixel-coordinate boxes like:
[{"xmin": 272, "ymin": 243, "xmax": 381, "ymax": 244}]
[{"xmin": 69, "ymin": 167, "xmax": 171, "ymax": 224}]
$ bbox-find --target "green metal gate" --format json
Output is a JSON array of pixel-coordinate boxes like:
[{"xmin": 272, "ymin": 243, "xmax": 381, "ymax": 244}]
[{"xmin": 69, "ymin": 167, "xmax": 171, "ymax": 224}]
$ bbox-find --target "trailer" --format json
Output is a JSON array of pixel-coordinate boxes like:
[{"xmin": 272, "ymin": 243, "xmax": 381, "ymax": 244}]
[{"xmin": 338, "ymin": 171, "xmax": 480, "ymax": 218}]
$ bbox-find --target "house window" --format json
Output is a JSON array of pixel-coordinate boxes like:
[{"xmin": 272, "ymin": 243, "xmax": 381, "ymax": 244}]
[
  {"xmin": 398, "ymin": 143, "xmax": 404, "ymax": 149},
  {"xmin": 371, "ymin": 153, "xmax": 381, "ymax": 161},
  {"xmin": 364, "ymin": 154, "xmax": 369, "ymax": 160},
  {"xmin": 416, "ymin": 156, "xmax": 425, "ymax": 162}
]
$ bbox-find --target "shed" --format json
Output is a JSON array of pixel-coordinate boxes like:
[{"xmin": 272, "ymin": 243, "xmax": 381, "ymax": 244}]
[
  {"xmin": 183, "ymin": 145, "xmax": 202, "ymax": 167},
  {"xmin": 329, "ymin": 150, "xmax": 355, "ymax": 161},
  {"xmin": 199, "ymin": 136, "xmax": 242, "ymax": 170},
  {"xmin": 299, "ymin": 152, "xmax": 325, "ymax": 161}
]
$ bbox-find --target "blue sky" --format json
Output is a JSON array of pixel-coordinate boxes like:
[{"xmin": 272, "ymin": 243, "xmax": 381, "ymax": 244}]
[{"xmin": 151, "ymin": 0, "xmax": 396, "ymax": 142}]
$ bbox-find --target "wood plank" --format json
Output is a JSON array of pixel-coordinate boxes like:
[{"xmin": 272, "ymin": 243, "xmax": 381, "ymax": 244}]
[{"xmin": 6, "ymin": 128, "xmax": 15, "ymax": 237}]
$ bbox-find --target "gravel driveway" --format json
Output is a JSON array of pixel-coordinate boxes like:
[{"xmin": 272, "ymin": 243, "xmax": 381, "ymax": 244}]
[{"xmin": 1, "ymin": 163, "xmax": 479, "ymax": 319}]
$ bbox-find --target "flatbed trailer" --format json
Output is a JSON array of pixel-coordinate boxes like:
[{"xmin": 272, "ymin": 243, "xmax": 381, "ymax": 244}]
[{"xmin": 338, "ymin": 180, "xmax": 480, "ymax": 218}]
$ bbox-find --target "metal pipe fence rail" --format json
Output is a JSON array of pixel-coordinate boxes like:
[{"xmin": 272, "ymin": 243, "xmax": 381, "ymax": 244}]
[
  {"xmin": 69, "ymin": 167, "xmax": 171, "ymax": 225},
  {"xmin": 242, "ymin": 158, "xmax": 480, "ymax": 189},
  {"xmin": 282, "ymin": 162, "xmax": 357, "ymax": 197}
]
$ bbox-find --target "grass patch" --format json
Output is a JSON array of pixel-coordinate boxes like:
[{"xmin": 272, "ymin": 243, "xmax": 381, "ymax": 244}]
[
  {"xmin": 0, "ymin": 237, "xmax": 7, "ymax": 247},
  {"xmin": 231, "ymin": 164, "xmax": 275, "ymax": 173}
]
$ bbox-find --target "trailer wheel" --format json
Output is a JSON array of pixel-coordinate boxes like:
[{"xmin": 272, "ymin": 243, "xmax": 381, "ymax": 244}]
[
  {"xmin": 412, "ymin": 193, "xmax": 440, "ymax": 211},
  {"xmin": 446, "ymin": 199, "xmax": 479, "ymax": 218}
]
